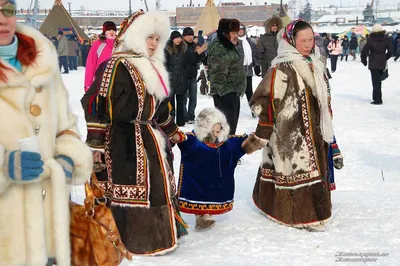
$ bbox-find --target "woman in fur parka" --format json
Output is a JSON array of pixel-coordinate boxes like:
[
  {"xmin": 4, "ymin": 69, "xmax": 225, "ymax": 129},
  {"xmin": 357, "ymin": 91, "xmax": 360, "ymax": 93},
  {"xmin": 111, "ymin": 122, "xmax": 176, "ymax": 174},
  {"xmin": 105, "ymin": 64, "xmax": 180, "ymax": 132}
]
[
  {"xmin": 81, "ymin": 10, "xmax": 188, "ymax": 255},
  {"xmin": 257, "ymin": 16, "xmax": 283, "ymax": 77},
  {"xmin": 177, "ymin": 108, "xmax": 249, "ymax": 230},
  {"xmin": 0, "ymin": 2, "xmax": 93, "ymax": 265},
  {"xmin": 243, "ymin": 19, "xmax": 334, "ymax": 232}
]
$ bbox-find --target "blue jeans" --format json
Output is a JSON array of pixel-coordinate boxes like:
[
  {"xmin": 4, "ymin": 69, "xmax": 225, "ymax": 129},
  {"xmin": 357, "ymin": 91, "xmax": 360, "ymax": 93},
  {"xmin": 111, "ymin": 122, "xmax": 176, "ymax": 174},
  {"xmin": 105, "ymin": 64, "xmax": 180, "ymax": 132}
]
[{"xmin": 187, "ymin": 78, "xmax": 197, "ymax": 120}]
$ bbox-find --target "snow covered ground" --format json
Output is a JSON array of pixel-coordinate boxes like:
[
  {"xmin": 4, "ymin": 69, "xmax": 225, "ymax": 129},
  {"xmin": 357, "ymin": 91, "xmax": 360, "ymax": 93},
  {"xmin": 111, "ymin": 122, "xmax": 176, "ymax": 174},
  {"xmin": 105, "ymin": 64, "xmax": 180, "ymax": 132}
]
[{"xmin": 67, "ymin": 59, "xmax": 400, "ymax": 266}]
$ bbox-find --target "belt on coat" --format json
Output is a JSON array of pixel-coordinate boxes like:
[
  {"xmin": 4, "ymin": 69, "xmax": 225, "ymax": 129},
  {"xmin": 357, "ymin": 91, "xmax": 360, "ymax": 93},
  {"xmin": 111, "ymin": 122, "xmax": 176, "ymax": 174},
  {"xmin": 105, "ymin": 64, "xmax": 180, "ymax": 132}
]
[{"xmin": 129, "ymin": 120, "xmax": 152, "ymax": 125}]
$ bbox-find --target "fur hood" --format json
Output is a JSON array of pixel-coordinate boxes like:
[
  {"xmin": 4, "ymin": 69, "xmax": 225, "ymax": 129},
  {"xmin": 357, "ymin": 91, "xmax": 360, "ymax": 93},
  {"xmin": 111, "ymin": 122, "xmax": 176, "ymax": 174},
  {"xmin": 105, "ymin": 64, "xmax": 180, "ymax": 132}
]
[
  {"xmin": 264, "ymin": 16, "xmax": 283, "ymax": 34},
  {"xmin": 114, "ymin": 11, "xmax": 169, "ymax": 62},
  {"xmin": 194, "ymin": 108, "xmax": 230, "ymax": 142},
  {"xmin": 165, "ymin": 40, "xmax": 187, "ymax": 55},
  {"xmin": 113, "ymin": 11, "xmax": 171, "ymax": 100}
]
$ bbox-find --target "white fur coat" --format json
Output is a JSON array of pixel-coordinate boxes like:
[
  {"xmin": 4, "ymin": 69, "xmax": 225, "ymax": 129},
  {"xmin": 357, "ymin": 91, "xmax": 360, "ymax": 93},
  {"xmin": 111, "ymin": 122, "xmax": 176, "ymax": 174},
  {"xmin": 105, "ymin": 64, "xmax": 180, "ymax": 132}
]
[{"xmin": 0, "ymin": 24, "xmax": 92, "ymax": 266}]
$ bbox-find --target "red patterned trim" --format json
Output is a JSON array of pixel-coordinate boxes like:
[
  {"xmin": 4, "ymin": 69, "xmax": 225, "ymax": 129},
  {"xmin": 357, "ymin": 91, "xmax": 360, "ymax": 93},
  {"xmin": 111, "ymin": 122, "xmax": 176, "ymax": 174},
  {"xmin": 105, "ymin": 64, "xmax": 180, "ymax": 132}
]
[
  {"xmin": 261, "ymin": 168, "xmax": 321, "ymax": 187},
  {"xmin": 301, "ymin": 89, "xmax": 320, "ymax": 173},
  {"xmin": 204, "ymin": 142, "xmax": 224, "ymax": 148},
  {"xmin": 179, "ymin": 200, "xmax": 234, "ymax": 215},
  {"xmin": 258, "ymin": 121, "xmax": 274, "ymax": 127}
]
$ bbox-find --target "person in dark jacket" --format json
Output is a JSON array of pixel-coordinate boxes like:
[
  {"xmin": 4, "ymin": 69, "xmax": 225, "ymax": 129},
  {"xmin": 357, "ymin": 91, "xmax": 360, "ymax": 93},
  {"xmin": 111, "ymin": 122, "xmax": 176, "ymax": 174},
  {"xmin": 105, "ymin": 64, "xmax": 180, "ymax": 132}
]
[
  {"xmin": 349, "ymin": 33, "xmax": 359, "ymax": 60},
  {"xmin": 238, "ymin": 23, "xmax": 261, "ymax": 114},
  {"xmin": 207, "ymin": 18, "xmax": 246, "ymax": 135},
  {"xmin": 81, "ymin": 40, "xmax": 89, "ymax": 67},
  {"xmin": 321, "ymin": 33, "xmax": 331, "ymax": 57},
  {"xmin": 197, "ymin": 30, "xmax": 205, "ymax": 46},
  {"xmin": 394, "ymin": 38, "xmax": 400, "ymax": 61},
  {"xmin": 341, "ymin": 35, "xmax": 350, "ymax": 61},
  {"xmin": 165, "ymin": 31, "xmax": 188, "ymax": 126},
  {"xmin": 182, "ymin": 27, "xmax": 207, "ymax": 124},
  {"xmin": 361, "ymin": 24, "xmax": 393, "ymax": 105},
  {"xmin": 257, "ymin": 16, "xmax": 283, "ymax": 77}
]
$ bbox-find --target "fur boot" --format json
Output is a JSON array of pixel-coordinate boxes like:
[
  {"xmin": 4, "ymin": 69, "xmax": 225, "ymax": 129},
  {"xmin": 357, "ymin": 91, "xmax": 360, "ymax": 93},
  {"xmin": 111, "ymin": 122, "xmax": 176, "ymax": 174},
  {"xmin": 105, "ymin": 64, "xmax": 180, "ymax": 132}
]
[
  {"xmin": 195, "ymin": 214, "xmax": 216, "ymax": 230},
  {"xmin": 303, "ymin": 222, "xmax": 325, "ymax": 232}
]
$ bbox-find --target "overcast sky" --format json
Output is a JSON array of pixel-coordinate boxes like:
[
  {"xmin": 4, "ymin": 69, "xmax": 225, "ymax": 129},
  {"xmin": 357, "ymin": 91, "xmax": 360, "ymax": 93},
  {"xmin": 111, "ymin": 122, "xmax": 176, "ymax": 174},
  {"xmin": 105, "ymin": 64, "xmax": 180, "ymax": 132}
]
[{"xmin": 17, "ymin": 0, "xmax": 396, "ymax": 11}]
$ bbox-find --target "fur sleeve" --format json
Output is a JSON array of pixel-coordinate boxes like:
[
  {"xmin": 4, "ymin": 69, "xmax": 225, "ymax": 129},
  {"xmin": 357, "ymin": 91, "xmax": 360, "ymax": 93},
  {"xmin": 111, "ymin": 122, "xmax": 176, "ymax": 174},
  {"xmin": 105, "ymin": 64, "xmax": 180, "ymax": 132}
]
[
  {"xmin": 0, "ymin": 145, "xmax": 11, "ymax": 194},
  {"xmin": 155, "ymin": 98, "xmax": 181, "ymax": 139},
  {"xmin": 249, "ymin": 67, "xmax": 287, "ymax": 140},
  {"xmin": 54, "ymin": 72, "xmax": 93, "ymax": 185}
]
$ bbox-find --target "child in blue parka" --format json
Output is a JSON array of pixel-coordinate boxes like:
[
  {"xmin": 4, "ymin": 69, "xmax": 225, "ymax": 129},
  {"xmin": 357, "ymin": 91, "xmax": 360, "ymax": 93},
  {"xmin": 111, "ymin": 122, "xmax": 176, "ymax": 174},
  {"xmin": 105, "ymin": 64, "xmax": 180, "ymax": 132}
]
[{"xmin": 177, "ymin": 108, "xmax": 250, "ymax": 230}]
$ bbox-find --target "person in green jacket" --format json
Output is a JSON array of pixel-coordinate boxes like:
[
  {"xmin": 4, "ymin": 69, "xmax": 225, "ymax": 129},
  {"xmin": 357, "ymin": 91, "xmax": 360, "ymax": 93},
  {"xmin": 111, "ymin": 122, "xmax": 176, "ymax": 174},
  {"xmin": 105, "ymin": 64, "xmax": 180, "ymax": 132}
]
[{"xmin": 207, "ymin": 18, "xmax": 246, "ymax": 135}]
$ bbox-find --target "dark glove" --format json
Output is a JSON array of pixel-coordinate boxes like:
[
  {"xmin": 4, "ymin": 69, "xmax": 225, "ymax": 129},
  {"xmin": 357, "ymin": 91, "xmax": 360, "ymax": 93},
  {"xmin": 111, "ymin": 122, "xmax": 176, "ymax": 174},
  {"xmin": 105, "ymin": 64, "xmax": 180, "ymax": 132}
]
[
  {"xmin": 254, "ymin": 65, "xmax": 261, "ymax": 77},
  {"xmin": 4, "ymin": 151, "xmax": 44, "ymax": 181},
  {"xmin": 361, "ymin": 60, "xmax": 367, "ymax": 67}
]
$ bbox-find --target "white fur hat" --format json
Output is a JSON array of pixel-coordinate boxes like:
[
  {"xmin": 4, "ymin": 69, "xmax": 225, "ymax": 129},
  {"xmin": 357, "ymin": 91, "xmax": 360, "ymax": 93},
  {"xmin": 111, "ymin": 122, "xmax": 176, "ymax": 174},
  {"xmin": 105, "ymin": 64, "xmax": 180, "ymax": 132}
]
[
  {"xmin": 194, "ymin": 108, "xmax": 230, "ymax": 142},
  {"xmin": 372, "ymin": 24, "xmax": 384, "ymax": 33}
]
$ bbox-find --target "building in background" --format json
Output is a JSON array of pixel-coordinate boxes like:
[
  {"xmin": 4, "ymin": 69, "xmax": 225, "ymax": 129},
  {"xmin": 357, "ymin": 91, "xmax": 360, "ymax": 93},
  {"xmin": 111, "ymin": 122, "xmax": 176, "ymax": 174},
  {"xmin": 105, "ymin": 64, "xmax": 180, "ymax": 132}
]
[{"xmin": 176, "ymin": 2, "xmax": 282, "ymax": 27}]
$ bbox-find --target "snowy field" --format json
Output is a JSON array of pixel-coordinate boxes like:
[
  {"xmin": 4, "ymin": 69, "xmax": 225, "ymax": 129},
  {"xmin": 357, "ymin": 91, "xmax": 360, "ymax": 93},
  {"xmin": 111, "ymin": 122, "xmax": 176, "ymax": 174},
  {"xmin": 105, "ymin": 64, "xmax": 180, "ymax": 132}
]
[{"xmin": 67, "ymin": 59, "xmax": 400, "ymax": 266}]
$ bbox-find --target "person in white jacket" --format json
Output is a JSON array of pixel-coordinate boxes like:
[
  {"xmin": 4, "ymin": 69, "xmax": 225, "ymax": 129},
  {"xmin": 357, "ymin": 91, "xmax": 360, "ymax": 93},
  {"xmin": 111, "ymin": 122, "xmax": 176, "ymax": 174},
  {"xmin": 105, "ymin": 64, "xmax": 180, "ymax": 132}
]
[
  {"xmin": 0, "ymin": 1, "xmax": 93, "ymax": 265},
  {"xmin": 327, "ymin": 35, "xmax": 343, "ymax": 73}
]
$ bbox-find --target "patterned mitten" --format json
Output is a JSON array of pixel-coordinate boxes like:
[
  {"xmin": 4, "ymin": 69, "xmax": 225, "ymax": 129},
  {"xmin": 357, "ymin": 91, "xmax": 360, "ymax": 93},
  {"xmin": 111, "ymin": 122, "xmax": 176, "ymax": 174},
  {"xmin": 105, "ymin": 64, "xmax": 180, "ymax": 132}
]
[
  {"xmin": 56, "ymin": 155, "xmax": 74, "ymax": 179},
  {"xmin": 242, "ymin": 134, "xmax": 268, "ymax": 154},
  {"xmin": 331, "ymin": 143, "xmax": 343, "ymax": 170},
  {"xmin": 4, "ymin": 151, "xmax": 44, "ymax": 181}
]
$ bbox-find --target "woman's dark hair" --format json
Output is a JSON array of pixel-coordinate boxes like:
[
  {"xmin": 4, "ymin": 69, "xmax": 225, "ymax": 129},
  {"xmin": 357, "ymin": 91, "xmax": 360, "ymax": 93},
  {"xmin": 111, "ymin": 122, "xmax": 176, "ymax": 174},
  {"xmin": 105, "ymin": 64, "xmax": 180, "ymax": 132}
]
[
  {"xmin": 293, "ymin": 21, "xmax": 313, "ymax": 39},
  {"xmin": 98, "ymin": 34, "xmax": 106, "ymax": 41}
]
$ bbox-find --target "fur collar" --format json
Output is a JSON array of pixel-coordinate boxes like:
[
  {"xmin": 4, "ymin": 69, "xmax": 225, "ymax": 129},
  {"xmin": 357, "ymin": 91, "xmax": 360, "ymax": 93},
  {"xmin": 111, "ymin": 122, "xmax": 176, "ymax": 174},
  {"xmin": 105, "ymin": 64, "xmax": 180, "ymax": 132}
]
[
  {"xmin": 113, "ymin": 11, "xmax": 171, "ymax": 100},
  {"xmin": 165, "ymin": 40, "xmax": 187, "ymax": 55},
  {"xmin": 216, "ymin": 31, "xmax": 236, "ymax": 50},
  {"xmin": 194, "ymin": 108, "xmax": 230, "ymax": 142},
  {"xmin": 0, "ymin": 24, "xmax": 58, "ymax": 89}
]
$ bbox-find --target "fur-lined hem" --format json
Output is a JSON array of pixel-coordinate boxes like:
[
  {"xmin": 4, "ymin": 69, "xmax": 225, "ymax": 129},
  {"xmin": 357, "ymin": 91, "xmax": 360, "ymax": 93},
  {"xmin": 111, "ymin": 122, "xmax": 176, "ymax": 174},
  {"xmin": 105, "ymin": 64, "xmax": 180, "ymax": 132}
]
[{"xmin": 254, "ymin": 199, "xmax": 330, "ymax": 229}]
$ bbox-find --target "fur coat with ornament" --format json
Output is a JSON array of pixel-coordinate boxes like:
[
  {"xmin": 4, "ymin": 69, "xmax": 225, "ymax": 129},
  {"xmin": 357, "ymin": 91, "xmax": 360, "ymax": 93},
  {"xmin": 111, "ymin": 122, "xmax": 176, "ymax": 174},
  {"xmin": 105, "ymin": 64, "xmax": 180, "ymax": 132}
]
[
  {"xmin": 81, "ymin": 11, "xmax": 186, "ymax": 255},
  {"xmin": 243, "ymin": 36, "xmax": 333, "ymax": 228}
]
